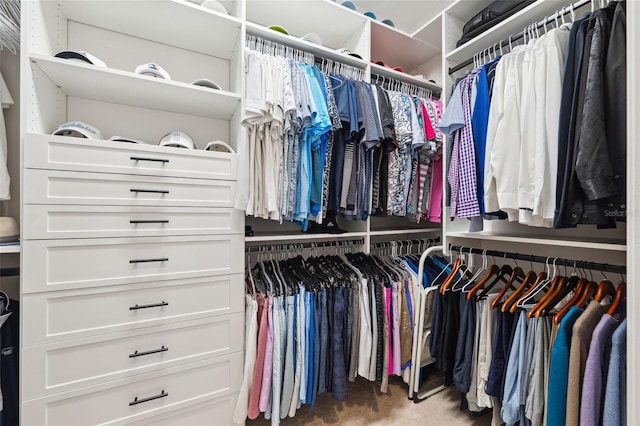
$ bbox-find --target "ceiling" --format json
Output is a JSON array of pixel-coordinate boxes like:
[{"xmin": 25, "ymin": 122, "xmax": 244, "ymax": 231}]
[{"xmin": 350, "ymin": 0, "xmax": 451, "ymax": 35}]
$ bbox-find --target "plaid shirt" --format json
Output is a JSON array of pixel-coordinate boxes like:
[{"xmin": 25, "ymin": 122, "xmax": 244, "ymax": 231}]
[{"xmin": 448, "ymin": 73, "xmax": 481, "ymax": 219}]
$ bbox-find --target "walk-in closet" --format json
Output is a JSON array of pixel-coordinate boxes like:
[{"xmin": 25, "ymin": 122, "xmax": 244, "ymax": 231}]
[{"xmin": 0, "ymin": 0, "xmax": 636, "ymax": 425}]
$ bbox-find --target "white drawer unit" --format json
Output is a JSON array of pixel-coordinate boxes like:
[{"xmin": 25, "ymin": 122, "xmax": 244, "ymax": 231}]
[
  {"xmin": 24, "ymin": 133, "xmax": 238, "ymax": 181},
  {"xmin": 22, "ymin": 355, "xmax": 243, "ymax": 426},
  {"xmin": 22, "ymin": 274, "xmax": 244, "ymax": 346},
  {"xmin": 135, "ymin": 393, "xmax": 239, "ymax": 426},
  {"xmin": 23, "ymin": 204, "xmax": 244, "ymax": 239},
  {"xmin": 22, "ymin": 314, "xmax": 243, "ymax": 399},
  {"xmin": 22, "ymin": 235, "xmax": 244, "ymax": 293},
  {"xmin": 23, "ymin": 168, "xmax": 236, "ymax": 208}
]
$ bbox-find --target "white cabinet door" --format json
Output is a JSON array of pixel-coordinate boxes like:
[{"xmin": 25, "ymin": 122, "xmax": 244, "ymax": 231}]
[
  {"xmin": 23, "ymin": 204, "xmax": 243, "ymax": 239},
  {"xmin": 22, "ymin": 273, "xmax": 244, "ymax": 345},
  {"xmin": 22, "ymin": 355, "xmax": 243, "ymax": 426},
  {"xmin": 22, "ymin": 235, "xmax": 244, "ymax": 293},
  {"xmin": 22, "ymin": 314, "xmax": 243, "ymax": 399},
  {"xmin": 24, "ymin": 169, "xmax": 236, "ymax": 208},
  {"xmin": 24, "ymin": 133, "xmax": 238, "ymax": 181}
]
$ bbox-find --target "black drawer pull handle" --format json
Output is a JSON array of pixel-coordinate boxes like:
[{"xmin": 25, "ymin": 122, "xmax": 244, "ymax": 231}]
[
  {"xmin": 129, "ymin": 258, "xmax": 169, "ymax": 264},
  {"xmin": 129, "ymin": 390, "xmax": 168, "ymax": 406},
  {"xmin": 129, "ymin": 220, "xmax": 170, "ymax": 224},
  {"xmin": 130, "ymin": 156, "xmax": 169, "ymax": 163},
  {"xmin": 129, "ymin": 345, "xmax": 168, "ymax": 358},
  {"xmin": 129, "ymin": 301, "xmax": 169, "ymax": 310},
  {"xmin": 130, "ymin": 189, "xmax": 170, "ymax": 194}
]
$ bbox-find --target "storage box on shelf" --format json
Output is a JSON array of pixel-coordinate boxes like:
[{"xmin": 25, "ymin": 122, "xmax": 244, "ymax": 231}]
[{"xmin": 21, "ymin": 1, "xmax": 245, "ymax": 423}]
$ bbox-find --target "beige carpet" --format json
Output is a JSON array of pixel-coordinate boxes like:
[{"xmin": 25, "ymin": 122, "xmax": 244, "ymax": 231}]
[{"xmin": 247, "ymin": 375, "xmax": 493, "ymax": 426}]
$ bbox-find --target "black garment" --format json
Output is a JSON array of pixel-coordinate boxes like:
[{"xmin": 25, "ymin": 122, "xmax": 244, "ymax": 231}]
[
  {"xmin": 602, "ymin": 1, "xmax": 627, "ymax": 222},
  {"xmin": 555, "ymin": 14, "xmax": 591, "ymax": 228},
  {"xmin": 453, "ymin": 294, "xmax": 477, "ymax": 410},
  {"xmin": 486, "ymin": 310, "xmax": 515, "ymax": 398},
  {"xmin": 332, "ymin": 287, "xmax": 348, "ymax": 401},
  {"xmin": 327, "ymin": 125, "xmax": 348, "ymax": 215},
  {"xmin": 437, "ymin": 291, "xmax": 461, "ymax": 386},
  {"xmin": 0, "ymin": 297, "xmax": 18, "ymax": 426}
]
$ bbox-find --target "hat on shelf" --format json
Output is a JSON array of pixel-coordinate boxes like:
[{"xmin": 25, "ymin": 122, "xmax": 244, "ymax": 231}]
[
  {"xmin": 201, "ymin": 0, "xmax": 228, "ymax": 14},
  {"xmin": 134, "ymin": 63, "xmax": 171, "ymax": 80},
  {"xmin": 54, "ymin": 50, "xmax": 107, "ymax": 67},
  {"xmin": 301, "ymin": 33, "xmax": 322, "ymax": 46},
  {"xmin": 52, "ymin": 121, "xmax": 103, "ymax": 139},
  {"xmin": 341, "ymin": 1, "xmax": 356, "ymax": 10},
  {"xmin": 337, "ymin": 48, "xmax": 363, "ymax": 60},
  {"xmin": 382, "ymin": 19, "xmax": 395, "ymax": 27},
  {"xmin": 0, "ymin": 217, "xmax": 19, "ymax": 244},
  {"xmin": 372, "ymin": 60, "xmax": 404, "ymax": 73},
  {"xmin": 191, "ymin": 78, "xmax": 223, "ymax": 90},
  {"xmin": 363, "ymin": 11, "xmax": 376, "ymax": 19},
  {"xmin": 268, "ymin": 25, "xmax": 289, "ymax": 35},
  {"xmin": 109, "ymin": 136, "xmax": 148, "ymax": 144},
  {"xmin": 159, "ymin": 131, "xmax": 195, "ymax": 149},
  {"xmin": 204, "ymin": 140, "xmax": 235, "ymax": 153}
]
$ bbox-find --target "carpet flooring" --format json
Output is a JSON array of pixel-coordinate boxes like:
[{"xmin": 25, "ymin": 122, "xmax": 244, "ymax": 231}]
[{"xmin": 246, "ymin": 375, "xmax": 493, "ymax": 426}]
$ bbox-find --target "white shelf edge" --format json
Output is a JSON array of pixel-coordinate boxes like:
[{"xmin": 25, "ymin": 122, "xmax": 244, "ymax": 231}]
[
  {"xmin": 245, "ymin": 232, "xmax": 368, "ymax": 243},
  {"xmin": 369, "ymin": 228, "xmax": 441, "ymax": 236},
  {"xmin": 410, "ymin": 13, "xmax": 443, "ymax": 48},
  {"xmin": 369, "ymin": 63, "xmax": 442, "ymax": 92},
  {"xmin": 246, "ymin": 22, "xmax": 369, "ymax": 68},
  {"xmin": 30, "ymin": 54, "xmax": 241, "ymax": 120},
  {"xmin": 0, "ymin": 245, "xmax": 20, "ymax": 254},
  {"xmin": 446, "ymin": 232, "xmax": 627, "ymax": 252}
]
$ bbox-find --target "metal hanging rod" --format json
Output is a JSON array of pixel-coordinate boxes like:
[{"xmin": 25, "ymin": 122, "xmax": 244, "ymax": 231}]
[
  {"xmin": 371, "ymin": 236, "xmax": 441, "ymax": 249},
  {"xmin": 449, "ymin": 245, "xmax": 626, "ymax": 275},
  {"xmin": 371, "ymin": 73, "xmax": 439, "ymax": 99},
  {"xmin": 246, "ymin": 35, "xmax": 315, "ymax": 65},
  {"xmin": 245, "ymin": 238, "xmax": 366, "ymax": 253},
  {"xmin": 448, "ymin": 0, "xmax": 592, "ymax": 75}
]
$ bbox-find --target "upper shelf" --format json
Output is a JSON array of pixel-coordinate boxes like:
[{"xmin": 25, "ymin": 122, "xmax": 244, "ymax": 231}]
[
  {"xmin": 246, "ymin": 22, "xmax": 369, "ymax": 68},
  {"xmin": 370, "ymin": 19, "xmax": 441, "ymax": 73},
  {"xmin": 0, "ymin": 244, "xmax": 20, "ymax": 254},
  {"xmin": 443, "ymin": 0, "xmax": 495, "ymax": 21},
  {"xmin": 446, "ymin": 232, "xmax": 627, "ymax": 252},
  {"xmin": 30, "ymin": 54, "xmax": 241, "ymax": 120},
  {"xmin": 57, "ymin": 0, "xmax": 242, "ymax": 59},
  {"xmin": 370, "ymin": 63, "xmax": 441, "ymax": 93},
  {"xmin": 246, "ymin": 0, "xmax": 368, "ymax": 51},
  {"xmin": 445, "ymin": 0, "xmax": 570, "ymax": 65}
]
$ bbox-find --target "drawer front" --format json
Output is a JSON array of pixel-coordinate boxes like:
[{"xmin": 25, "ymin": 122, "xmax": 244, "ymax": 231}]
[
  {"xmin": 24, "ymin": 133, "xmax": 238, "ymax": 181},
  {"xmin": 22, "ymin": 355, "xmax": 243, "ymax": 426},
  {"xmin": 22, "ymin": 274, "xmax": 244, "ymax": 346},
  {"xmin": 23, "ymin": 314, "xmax": 243, "ymax": 399},
  {"xmin": 24, "ymin": 169, "xmax": 236, "ymax": 208},
  {"xmin": 134, "ymin": 394, "xmax": 238, "ymax": 426},
  {"xmin": 22, "ymin": 235, "xmax": 244, "ymax": 293},
  {"xmin": 23, "ymin": 204, "xmax": 243, "ymax": 239}
]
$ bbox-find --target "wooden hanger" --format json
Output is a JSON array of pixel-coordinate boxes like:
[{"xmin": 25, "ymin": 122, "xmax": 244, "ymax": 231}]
[
  {"xmin": 509, "ymin": 257, "xmax": 555, "ymax": 313},
  {"xmin": 467, "ymin": 264, "xmax": 511, "ymax": 300},
  {"xmin": 489, "ymin": 265, "xmax": 525, "ymax": 309},
  {"xmin": 554, "ymin": 279, "xmax": 596, "ymax": 324},
  {"xmin": 439, "ymin": 257, "xmax": 462, "ymax": 295},
  {"xmin": 528, "ymin": 274, "xmax": 567, "ymax": 318},
  {"xmin": 606, "ymin": 282, "xmax": 625, "ymax": 316},
  {"xmin": 498, "ymin": 270, "xmax": 537, "ymax": 311},
  {"xmin": 595, "ymin": 279, "xmax": 616, "ymax": 302},
  {"xmin": 536, "ymin": 274, "xmax": 580, "ymax": 318}
]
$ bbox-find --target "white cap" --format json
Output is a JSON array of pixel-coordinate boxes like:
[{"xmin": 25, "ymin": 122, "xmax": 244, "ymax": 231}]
[
  {"xmin": 204, "ymin": 140, "xmax": 235, "ymax": 153},
  {"xmin": 159, "ymin": 131, "xmax": 195, "ymax": 149},
  {"xmin": 54, "ymin": 50, "xmax": 107, "ymax": 67},
  {"xmin": 134, "ymin": 63, "xmax": 171, "ymax": 80},
  {"xmin": 52, "ymin": 121, "xmax": 103, "ymax": 139},
  {"xmin": 191, "ymin": 78, "xmax": 222, "ymax": 90},
  {"xmin": 201, "ymin": 0, "xmax": 228, "ymax": 14},
  {"xmin": 109, "ymin": 136, "xmax": 148, "ymax": 144}
]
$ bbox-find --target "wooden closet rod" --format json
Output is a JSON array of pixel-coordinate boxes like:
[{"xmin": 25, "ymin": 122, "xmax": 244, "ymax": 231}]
[
  {"xmin": 448, "ymin": 0, "xmax": 592, "ymax": 75},
  {"xmin": 449, "ymin": 245, "xmax": 626, "ymax": 275}
]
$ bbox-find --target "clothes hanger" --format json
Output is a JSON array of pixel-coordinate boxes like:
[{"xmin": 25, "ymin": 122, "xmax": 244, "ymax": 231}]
[
  {"xmin": 488, "ymin": 257, "xmax": 525, "ymax": 308},
  {"xmin": 475, "ymin": 253, "xmax": 519, "ymax": 300},
  {"xmin": 511, "ymin": 257, "xmax": 555, "ymax": 313},
  {"xmin": 594, "ymin": 267, "xmax": 616, "ymax": 302},
  {"xmin": 528, "ymin": 259, "xmax": 569, "ymax": 318},
  {"xmin": 466, "ymin": 252, "xmax": 511, "ymax": 300},
  {"xmin": 461, "ymin": 249, "xmax": 489, "ymax": 293},
  {"xmin": 536, "ymin": 262, "xmax": 582, "ymax": 318},
  {"xmin": 606, "ymin": 282, "xmax": 625, "ymax": 316},
  {"xmin": 450, "ymin": 248, "xmax": 478, "ymax": 292},
  {"xmin": 439, "ymin": 247, "xmax": 466, "ymax": 294}
]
